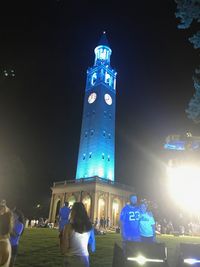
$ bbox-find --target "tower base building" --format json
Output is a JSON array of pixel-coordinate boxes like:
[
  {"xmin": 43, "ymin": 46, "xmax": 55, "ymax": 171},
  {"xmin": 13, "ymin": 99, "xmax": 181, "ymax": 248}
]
[{"xmin": 49, "ymin": 177, "xmax": 135, "ymax": 226}]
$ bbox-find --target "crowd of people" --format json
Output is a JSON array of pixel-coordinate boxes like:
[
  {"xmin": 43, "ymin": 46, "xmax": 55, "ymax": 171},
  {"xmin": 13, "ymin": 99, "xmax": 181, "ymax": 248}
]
[
  {"xmin": 4, "ymin": 194, "xmax": 200, "ymax": 267},
  {"xmin": 57, "ymin": 195, "xmax": 156, "ymax": 266},
  {"xmin": 0, "ymin": 195, "xmax": 157, "ymax": 267}
]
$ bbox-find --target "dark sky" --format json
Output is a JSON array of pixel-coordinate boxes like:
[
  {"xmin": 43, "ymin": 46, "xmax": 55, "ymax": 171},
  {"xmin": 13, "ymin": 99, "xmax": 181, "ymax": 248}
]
[{"xmin": 0, "ymin": 0, "xmax": 199, "ymax": 216}]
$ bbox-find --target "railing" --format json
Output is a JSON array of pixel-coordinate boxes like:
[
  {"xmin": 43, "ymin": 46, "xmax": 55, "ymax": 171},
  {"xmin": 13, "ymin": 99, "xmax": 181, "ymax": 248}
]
[{"xmin": 53, "ymin": 176, "xmax": 135, "ymax": 192}]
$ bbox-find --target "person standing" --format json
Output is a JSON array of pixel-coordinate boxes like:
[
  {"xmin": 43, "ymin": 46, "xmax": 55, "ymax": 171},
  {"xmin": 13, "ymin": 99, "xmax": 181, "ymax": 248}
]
[
  {"xmin": 9, "ymin": 209, "xmax": 25, "ymax": 267},
  {"xmin": 106, "ymin": 217, "xmax": 110, "ymax": 229},
  {"xmin": 60, "ymin": 202, "xmax": 95, "ymax": 267},
  {"xmin": 139, "ymin": 202, "xmax": 156, "ymax": 243},
  {"xmin": 59, "ymin": 202, "xmax": 71, "ymax": 236},
  {"xmin": 0, "ymin": 210, "xmax": 13, "ymax": 267},
  {"xmin": 120, "ymin": 194, "xmax": 141, "ymax": 243}
]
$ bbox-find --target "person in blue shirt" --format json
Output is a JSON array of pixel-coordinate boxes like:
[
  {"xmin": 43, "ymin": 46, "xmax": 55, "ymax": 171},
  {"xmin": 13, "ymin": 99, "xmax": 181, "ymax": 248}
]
[
  {"xmin": 59, "ymin": 202, "xmax": 71, "ymax": 237},
  {"xmin": 139, "ymin": 202, "xmax": 156, "ymax": 243},
  {"xmin": 120, "ymin": 194, "xmax": 141, "ymax": 242},
  {"xmin": 9, "ymin": 208, "xmax": 25, "ymax": 267}
]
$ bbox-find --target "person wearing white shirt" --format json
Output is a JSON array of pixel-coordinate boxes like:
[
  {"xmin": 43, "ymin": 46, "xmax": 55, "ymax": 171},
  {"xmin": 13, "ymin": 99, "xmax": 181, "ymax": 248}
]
[{"xmin": 60, "ymin": 202, "xmax": 95, "ymax": 267}]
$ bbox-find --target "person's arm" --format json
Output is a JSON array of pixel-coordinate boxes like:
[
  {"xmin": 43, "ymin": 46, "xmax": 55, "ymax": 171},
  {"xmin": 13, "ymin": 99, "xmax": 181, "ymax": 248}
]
[
  {"xmin": 11, "ymin": 222, "xmax": 24, "ymax": 237},
  {"xmin": 88, "ymin": 228, "xmax": 95, "ymax": 252},
  {"xmin": 60, "ymin": 224, "xmax": 71, "ymax": 255},
  {"xmin": 0, "ymin": 241, "xmax": 9, "ymax": 266},
  {"xmin": 119, "ymin": 207, "xmax": 126, "ymax": 237}
]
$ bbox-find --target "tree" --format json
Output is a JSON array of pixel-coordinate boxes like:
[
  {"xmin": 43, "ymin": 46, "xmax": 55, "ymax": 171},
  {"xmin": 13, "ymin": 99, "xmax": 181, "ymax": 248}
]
[{"xmin": 175, "ymin": 0, "xmax": 200, "ymax": 122}]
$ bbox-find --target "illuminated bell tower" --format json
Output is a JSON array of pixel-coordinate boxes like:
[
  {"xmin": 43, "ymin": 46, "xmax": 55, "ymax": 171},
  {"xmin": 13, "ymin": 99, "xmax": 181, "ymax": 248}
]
[
  {"xmin": 49, "ymin": 33, "xmax": 135, "ymax": 224},
  {"xmin": 76, "ymin": 32, "xmax": 117, "ymax": 181}
]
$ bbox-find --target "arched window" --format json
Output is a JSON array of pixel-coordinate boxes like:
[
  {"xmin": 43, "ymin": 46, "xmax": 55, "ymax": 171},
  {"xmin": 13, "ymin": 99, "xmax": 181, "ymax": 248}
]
[
  {"xmin": 82, "ymin": 195, "xmax": 91, "ymax": 217},
  {"xmin": 67, "ymin": 195, "xmax": 76, "ymax": 209},
  {"xmin": 98, "ymin": 197, "xmax": 106, "ymax": 219},
  {"xmin": 112, "ymin": 199, "xmax": 120, "ymax": 226}
]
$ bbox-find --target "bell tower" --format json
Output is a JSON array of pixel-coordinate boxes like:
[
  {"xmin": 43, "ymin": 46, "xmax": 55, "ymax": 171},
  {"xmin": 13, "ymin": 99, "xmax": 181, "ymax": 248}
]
[
  {"xmin": 76, "ymin": 32, "xmax": 117, "ymax": 181},
  {"xmin": 49, "ymin": 33, "xmax": 135, "ymax": 225}
]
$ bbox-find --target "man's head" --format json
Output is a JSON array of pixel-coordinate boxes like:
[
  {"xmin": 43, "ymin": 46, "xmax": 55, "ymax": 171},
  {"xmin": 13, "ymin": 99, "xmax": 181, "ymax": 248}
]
[
  {"xmin": 129, "ymin": 194, "xmax": 137, "ymax": 205},
  {"xmin": 0, "ymin": 199, "xmax": 8, "ymax": 215},
  {"xmin": 64, "ymin": 202, "xmax": 69, "ymax": 207},
  {"xmin": 140, "ymin": 203, "xmax": 148, "ymax": 213}
]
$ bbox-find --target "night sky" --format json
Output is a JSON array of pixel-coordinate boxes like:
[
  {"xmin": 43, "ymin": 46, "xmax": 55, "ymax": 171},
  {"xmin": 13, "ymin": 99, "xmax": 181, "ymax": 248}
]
[{"xmin": 0, "ymin": 1, "xmax": 199, "ymax": 217}]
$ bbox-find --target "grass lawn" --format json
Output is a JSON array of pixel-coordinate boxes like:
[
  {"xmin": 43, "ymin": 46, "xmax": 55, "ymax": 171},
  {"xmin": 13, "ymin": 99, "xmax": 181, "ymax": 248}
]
[{"xmin": 15, "ymin": 228, "xmax": 200, "ymax": 267}]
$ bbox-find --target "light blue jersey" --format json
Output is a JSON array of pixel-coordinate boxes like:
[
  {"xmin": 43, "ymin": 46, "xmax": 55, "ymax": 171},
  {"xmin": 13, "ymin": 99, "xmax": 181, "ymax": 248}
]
[{"xmin": 139, "ymin": 212, "xmax": 155, "ymax": 237}]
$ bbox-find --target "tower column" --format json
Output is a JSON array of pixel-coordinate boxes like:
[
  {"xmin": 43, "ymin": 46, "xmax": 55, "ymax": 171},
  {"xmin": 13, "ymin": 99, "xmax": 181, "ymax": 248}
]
[
  {"xmin": 107, "ymin": 192, "xmax": 111, "ymax": 222},
  {"xmin": 48, "ymin": 193, "xmax": 55, "ymax": 222},
  {"xmin": 90, "ymin": 191, "xmax": 97, "ymax": 222}
]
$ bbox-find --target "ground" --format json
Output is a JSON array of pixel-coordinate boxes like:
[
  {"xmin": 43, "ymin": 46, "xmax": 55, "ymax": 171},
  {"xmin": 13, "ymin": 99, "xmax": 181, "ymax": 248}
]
[{"xmin": 15, "ymin": 228, "xmax": 200, "ymax": 267}]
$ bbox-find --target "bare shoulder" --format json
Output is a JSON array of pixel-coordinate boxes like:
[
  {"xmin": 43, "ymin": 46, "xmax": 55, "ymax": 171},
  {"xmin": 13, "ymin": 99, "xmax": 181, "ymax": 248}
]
[{"xmin": 0, "ymin": 240, "xmax": 9, "ymax": 252}]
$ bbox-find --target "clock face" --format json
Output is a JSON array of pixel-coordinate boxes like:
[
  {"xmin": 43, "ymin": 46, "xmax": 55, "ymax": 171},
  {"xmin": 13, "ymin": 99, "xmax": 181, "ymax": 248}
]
[
  {"xmin": 88, "ymin": 92, "xmax": 97, "ymax": 104},
  {"xmin": 104, "ymin": 93, "xmax": 112, "ymax": 105}
]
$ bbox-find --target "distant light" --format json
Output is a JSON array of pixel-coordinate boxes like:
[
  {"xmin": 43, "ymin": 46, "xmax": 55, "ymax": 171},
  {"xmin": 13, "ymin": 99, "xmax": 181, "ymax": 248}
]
[
  {"xmin": 167, "ymin": 165, "xmax": 200, "ymax": 213},
  {"xmin": 3, "ymin": 69, "xmax": 15, "ymax": 77},
  {"xmin": 186, "ymin": 132, "xmax": 192, "ymax": 137},
  {"xmin": 127, "ymin": 255, "xmax": 164, "ymax": 265},
  {"xmin": 184, "ymin": 258, "xmax": 200, "ymax": 264},
  {"xmin": 36, "ymin": 204, "xmax": 40, "ymax": 208}
]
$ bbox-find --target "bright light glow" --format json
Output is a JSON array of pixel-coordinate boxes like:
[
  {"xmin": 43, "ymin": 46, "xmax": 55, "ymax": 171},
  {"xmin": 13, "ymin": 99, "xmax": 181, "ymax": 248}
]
[
  {"xmin": 68, "ymin": 196, "xmax": 76, "ymax": 207},
  {"xmin": 99, "ymin": 48, "xmax": 107, "ymax": 60},
  {"xmin": 105, "ymin": 72, "xmax": 110, "ymax": 83},
  {"xmin": 127, "ymin": 255, "xmax": 164, "ymax": 265},
  {"xmin": 112, "ymin": 201, "xmax": 119, "ymax": 211},
  {"xmin": 99, "ymin": 198, "xmax": 105, "ymax": 206},
  {"xmin": 167, "ymin": 165, "xmax": 200, "ymax": 213},
  {"xmin": 184, "ymin": 258, "xmax": 200, "ymax": 264}
]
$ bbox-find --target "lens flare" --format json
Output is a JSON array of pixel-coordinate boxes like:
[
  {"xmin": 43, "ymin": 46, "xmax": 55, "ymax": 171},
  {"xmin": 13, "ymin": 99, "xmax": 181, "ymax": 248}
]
[{"xmin": 167, "ymin": 165, "xmax": 200, "ymax": 213}]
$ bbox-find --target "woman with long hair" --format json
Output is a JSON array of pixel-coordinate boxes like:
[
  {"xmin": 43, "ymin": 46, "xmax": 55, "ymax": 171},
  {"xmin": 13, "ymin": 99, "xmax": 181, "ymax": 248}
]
[{"xmin": 61, "ymin": 202, "xmax": 95, "ymax": 267}]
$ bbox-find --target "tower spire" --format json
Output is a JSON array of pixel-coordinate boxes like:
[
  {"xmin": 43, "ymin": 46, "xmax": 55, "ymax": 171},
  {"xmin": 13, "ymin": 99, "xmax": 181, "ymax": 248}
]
[{"xmin": 98, "ymin": 31, "xmax": 110, "ymax": 47}]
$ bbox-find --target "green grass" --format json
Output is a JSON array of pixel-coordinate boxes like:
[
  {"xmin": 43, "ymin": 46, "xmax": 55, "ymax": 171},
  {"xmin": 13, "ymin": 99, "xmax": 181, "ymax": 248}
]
[{"xmin": 15, "ymin": 228, "xmax": 200, "ymax": 267}]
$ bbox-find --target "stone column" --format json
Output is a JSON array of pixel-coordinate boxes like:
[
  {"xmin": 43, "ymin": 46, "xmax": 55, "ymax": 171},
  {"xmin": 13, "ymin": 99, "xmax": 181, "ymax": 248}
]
[
  {"xmin": 107, "ymin": 192, "xmax": 111, "ymax": 226},
  {"xmin": 94, "ymin": 191, "xmax": 99, "ymax": 220},
  {"xmin": 48, "ymin": 192, "xmax": 55, "ymax": 222},
  {"xmin": 90, "ymin": 191, "xmax": 96, "ymax": 223},
  {"xmin": 61, "ymin": 193, "xmax": 65, "ymax": 206},
  {"xmin": 51, "ymin": 196, "xmax": 59, "ymax": 223}
]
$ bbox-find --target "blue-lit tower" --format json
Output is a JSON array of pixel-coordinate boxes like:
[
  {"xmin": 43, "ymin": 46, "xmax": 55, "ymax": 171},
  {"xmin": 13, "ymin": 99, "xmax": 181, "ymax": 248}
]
[{"xmin": 76, "ymin": 32, "xmax": 117, "ymax": 181}]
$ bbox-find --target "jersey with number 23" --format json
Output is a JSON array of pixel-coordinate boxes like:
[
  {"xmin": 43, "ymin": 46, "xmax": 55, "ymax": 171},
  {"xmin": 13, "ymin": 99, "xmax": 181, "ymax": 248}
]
[{"xmin": 120, "ymin": 204, "xmax": 141, "ymax": 241}]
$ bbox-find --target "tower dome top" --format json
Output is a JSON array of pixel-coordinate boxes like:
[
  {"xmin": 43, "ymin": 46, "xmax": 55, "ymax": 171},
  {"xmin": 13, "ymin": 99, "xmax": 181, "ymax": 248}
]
[
  {"xmin": 94, "ymin": 32, "xmax": 112, "ymax": 66},
  {"xmin": 98, "ymin": 31, "xmax": 110, "ymax": 47}
]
